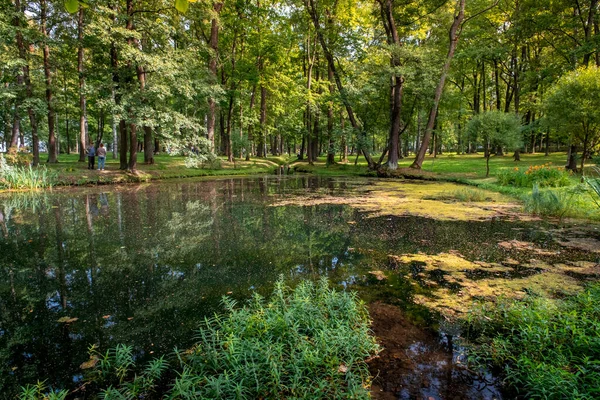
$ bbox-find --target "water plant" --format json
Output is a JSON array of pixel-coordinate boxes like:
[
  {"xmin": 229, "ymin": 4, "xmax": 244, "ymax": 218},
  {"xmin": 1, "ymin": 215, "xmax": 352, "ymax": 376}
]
[
  {"xmin": 497, "ymin": 163, "xmax": 572, "ymax": 188},
  {"xmin": 523, "ymin": 183, "xmax": 585, "ymax": 220},
  {"xmin": 19, "ymin": 381, "xmax": 68, "ymax": 400},
  {"xmin": 0, "ymin": 154, "xmax": 57, "ymax": 190},
  {"xmin": 464, "ymin": 284, "xmax": 600, "ymax": 400},
  {"xmin": 585, "ymin": 167, "xmax": 600, "ymax": 209},
  {"xmin": 35, "ymin": 278, "xmax": 379, "ymax": 399}
]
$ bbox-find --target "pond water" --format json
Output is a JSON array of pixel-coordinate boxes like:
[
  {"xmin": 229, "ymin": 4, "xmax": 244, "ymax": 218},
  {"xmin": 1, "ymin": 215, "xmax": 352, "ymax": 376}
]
[{"xmin": 1, "ymin": 176, "xmax": 598, "ymax": 398}]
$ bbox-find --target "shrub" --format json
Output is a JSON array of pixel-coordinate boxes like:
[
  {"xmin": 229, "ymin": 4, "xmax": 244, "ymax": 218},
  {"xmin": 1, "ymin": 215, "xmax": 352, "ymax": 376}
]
[
  {"xmin": 46, "ymin": 278, "xmax": 379, "ymax": 399},
  {"xmin": 523, "ymin": 184, "xmax": 583, "ymax": 220},
  {"xmin": 4, "ymin": 147, "xmax": 32, "ymax": 167},
  {"xmin": 184, "ymin": 153, "xmax": 222, "ymax": 170},
  {"xmin": 0, "ymin": 154, "xmax": 57, "ymax": 190},
  {"xmin": 464, "ymin": 284, "xmax": 600, "ymax": 399},
  {"xmin": 497, "ymin": 163, "xmax": 571, "ymax": 188}
]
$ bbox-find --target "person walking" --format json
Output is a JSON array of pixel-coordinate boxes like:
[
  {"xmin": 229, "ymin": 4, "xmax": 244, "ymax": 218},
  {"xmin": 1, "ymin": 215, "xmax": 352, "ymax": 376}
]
[
  {"xmin": 97, "ymin": 143, "xmax": 107, "ymax": 170},
  {"xmin": 87, "ymin": 143, "xmax": 96, "ymax": 169}
]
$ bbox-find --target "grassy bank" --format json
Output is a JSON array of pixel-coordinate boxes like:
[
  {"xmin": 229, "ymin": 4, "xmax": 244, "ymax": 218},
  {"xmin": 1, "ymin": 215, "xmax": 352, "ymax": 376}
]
[
  {"xmin": 293, "ymin": 153, "xmax": 600, "ymax": 220},
  {"xmin": 464, "ymin": 283, "xmax": 600, "ymax": 399},
  {"xmin": 0, "ymin": 153, "xmax": 280, "ymax": 191}
]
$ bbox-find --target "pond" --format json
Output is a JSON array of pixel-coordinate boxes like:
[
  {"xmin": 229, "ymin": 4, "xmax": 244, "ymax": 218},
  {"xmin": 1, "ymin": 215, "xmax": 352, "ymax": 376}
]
[{"xmin": 1, "ymin": 175, "xmax": 598, "ymax": 399}]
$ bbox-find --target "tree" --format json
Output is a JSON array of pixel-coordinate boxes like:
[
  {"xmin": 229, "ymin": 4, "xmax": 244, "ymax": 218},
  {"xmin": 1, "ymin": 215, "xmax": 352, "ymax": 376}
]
[
  {"xmin": 544, "ymin": 66, "xmax": 600, "ymax": 171},
  {"xmin": 466, "ymin": 110, "xmax": 521, "ymax": 176}
]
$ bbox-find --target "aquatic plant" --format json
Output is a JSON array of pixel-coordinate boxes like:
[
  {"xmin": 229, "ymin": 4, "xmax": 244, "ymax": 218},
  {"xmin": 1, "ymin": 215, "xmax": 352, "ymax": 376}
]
[
  {"xmin": 496, "ymin": 163, "xmax": 572, "ymax": 188},
  {"xmin": 19, "ymin": 381, "xmax": 68, "ymax": 400},
  {"xmin": 464, "ymin": 283, "xmax": 600, "ymax": 400},
  {"xmin": 523, "ymin": 184, "xmax": 584, "ymax": 220},
  {"xmin": 60, "ymin": 278, "xmax": 379, "ymax": 399},
  {"xmin": 585, "ymin": 167, "xmax": 600, "ymax": 209},
  {"xmin": 0, "ymin": 154, "xmax": 57, "ymax": 190}
]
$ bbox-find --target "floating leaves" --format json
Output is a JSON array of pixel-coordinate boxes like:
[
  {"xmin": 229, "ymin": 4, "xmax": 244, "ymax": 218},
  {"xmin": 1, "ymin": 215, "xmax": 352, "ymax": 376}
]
[
  {"xmin": 57, "ymin": 316, "xmax": 78, "ymax": 323},
  {"xmin": 80, "ymin": 356, "xmax": 99, "ymax": 370}
]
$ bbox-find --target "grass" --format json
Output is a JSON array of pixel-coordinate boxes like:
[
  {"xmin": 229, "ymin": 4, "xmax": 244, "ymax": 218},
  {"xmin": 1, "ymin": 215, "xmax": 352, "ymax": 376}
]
[
  {"xmin": 0, "ymin": 154, "xmax": 57, "ymax": 190},
  {"xmin": 27, "ymin": 278, "xmax": 379, "ymax": 399},
  {"xmin": 464, "ymin": 283, "xmax": 600, "ymax": 400},
  {"xmin": 586, "ymin": 167, "xmax": 600, "ymax": 209}
]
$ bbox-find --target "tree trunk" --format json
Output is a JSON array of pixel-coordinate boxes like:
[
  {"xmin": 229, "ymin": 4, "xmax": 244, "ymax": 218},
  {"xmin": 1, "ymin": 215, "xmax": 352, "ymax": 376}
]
[
  {"xmin": 41, "ymin": 0, "xmax": 57, "ymax": 163},
  {"xmin": 566, "ymin": 145, "xmax": 577, "ymax": 171},
  {"xmin": 305, "ymin": 0, "xmax": 374, "ymax": 168},
  {"xmin": 258, "ymin": 85, "xmax": 266, "ymax": 157},
  {"xmin": 78, "ymin": 7, "xmax": 88, "ymax": 162},
  {"xmin": 411, "ymin": 0, "xmax": 465, "ymax": 169},
  {"xmin": 494, "ymin": 58, "xmax": 501, "ymax": 110},
  {"xmin": 378, "ymin": 0, "xmax": 404, "ymax": 170},
  {"xmin": 206, "ymin": 2, "xmax": 224, "ymax": 150},
  {"xmin": 128, "ymin": 123, "xmax": 137, "ymax": 171},
  {"xmin": 136, "ymin": 64, "xmax": 154, "ymax": 164},
  {"xmin": 327, "ymin": 63, "xmax": 335, "ymax": 165},
  {"xmin": 14, "ymin": 0, "xmax": 39, "ymax": 164},
  {"xmin": 111, "ymin": 86, "xmax": 118, "ymax": 159}
]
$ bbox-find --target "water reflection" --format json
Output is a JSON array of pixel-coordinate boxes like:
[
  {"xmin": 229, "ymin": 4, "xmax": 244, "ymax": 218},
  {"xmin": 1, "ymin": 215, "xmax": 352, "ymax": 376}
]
[{"xmin": 0, "ymin": 176, "xmax": 589, "ymax": 397}]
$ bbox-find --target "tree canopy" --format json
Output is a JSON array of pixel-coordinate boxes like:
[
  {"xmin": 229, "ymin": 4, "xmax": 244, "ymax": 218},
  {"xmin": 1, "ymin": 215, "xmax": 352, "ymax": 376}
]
[{"xmin": 1, "ymin": 0, "xmax": 599, "ymax": 170}]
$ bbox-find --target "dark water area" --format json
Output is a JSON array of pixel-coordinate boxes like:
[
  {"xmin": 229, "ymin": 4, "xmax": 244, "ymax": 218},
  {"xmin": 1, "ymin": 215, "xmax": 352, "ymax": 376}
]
[{"xmin": 0, "ymin": 176, "xmax": 595, "ymax": 398}]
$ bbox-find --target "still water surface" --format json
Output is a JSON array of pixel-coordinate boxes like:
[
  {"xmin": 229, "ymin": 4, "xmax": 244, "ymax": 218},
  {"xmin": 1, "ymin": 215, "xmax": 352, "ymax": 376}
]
[{"xmin": 1, "ymin": 176, "xmax": 594, "ymax": 398}]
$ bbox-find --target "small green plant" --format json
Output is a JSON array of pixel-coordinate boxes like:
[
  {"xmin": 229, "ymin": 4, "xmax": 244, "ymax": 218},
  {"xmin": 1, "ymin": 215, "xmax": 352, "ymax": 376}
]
[
  {"xmin": 464, "ymin": 284, "xmax": 600, "ymax": 399},
  {"xmin": 68, "ymin": 278, "xmax": 379, "ymax": 398},
  {"xmin": 19, "ymin": 381, "xmax": 68, "ymax": 400},
  {"xmin": 451, "ymin": 187, "xmax": 488, "ymax": 202},
  {"xmin": 497, "ymin": 163, "xmax": 572, "ymax": 188}
]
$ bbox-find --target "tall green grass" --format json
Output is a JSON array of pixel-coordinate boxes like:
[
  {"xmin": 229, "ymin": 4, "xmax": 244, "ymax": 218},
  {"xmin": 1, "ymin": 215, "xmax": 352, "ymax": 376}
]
[
  {"xmin": 586, "ymin": 167, "xmax": 600, "ymax": 209},
  {"xmin": 464, "ymin": 284, "xmax": 600, "ymax": 399},
  {"xmin": 0, "ymin": 154, "xmax": 57, "ymax": 190},
  {"xmin": 24, "ymin": 278, "xmax": 379, "ymax": 399}
]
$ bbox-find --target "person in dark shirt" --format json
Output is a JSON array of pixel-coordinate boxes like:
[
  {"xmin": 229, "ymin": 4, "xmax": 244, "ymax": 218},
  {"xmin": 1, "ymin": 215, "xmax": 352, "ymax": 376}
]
[{"xmin": 87, "ymin": 143, "xmax": 96, "ymax": 169}]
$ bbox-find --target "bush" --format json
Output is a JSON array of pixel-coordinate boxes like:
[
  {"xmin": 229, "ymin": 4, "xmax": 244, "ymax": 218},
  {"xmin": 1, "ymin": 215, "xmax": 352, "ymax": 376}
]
[
  {"xmin": 523, "ymin": 184, "xmax": 583, "ymax": 219},
  {"xmin": 184, "ymin": 153, "xmax": 222, "ymax": 170},
  {"xmin": 42, "ymin": 278, "xmax": 379, "ymax": 399},
  {"xmin": 464, "ymin": 284, "xmax": 600, "ymax": 399},
  {"xmin": 0, "ymin": 154, "xmax": 57, "ymax": 190},
  {"xmin": 497, "ymin": 163, "xmax": 572, "ymax": 188}
]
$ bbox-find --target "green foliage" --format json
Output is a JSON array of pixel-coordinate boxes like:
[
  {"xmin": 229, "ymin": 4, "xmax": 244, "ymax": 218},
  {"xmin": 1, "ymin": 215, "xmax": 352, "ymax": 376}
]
[
  {"xmin": 466, "ymin": 111, "xmax": 522, "ymax": 154},
  {"xmin": 545, "ymin": 67, "xmax": 600, "ymax": 157},
  {"xmin": 79, "ymin": 278, "xmax": 379, "ymax": 399},
  {"xmin": 0, "ymin": 154, "xmax": 57, "ymax": 190},
  {"xmin": 523, "ymin": 184, "xmax": 585, "ymax": 219},
  {"xmin": 19, "ymin": 381, "xmax": 68, "ymax": 400},
  {"xmin": 450, "ymin": 188, "xmax": 488, "ymax": 202},
  {"xmin": 496, "ymin": 163, "xmax": 572, "ymax": 188},
  {"xmin": 464, "ymin": 284, "xmax": 600, "ymax": 399},
  {"xmin": 585, "ymin": 167, "xmax": 600, "ymax": 209}
]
